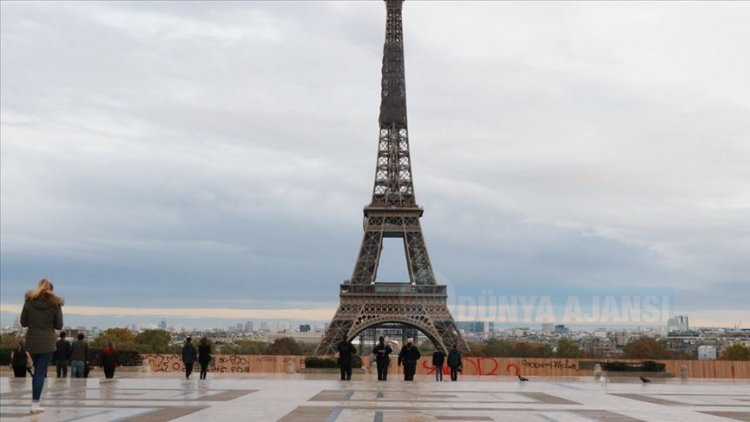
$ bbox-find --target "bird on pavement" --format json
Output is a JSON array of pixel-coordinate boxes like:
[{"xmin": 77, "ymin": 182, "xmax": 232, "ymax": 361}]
[
  {"xmin": 518, "ymin": 375, "xmax": 529, "ymax": 382},
  {"xmin": 640, "ymin": 376, "xmax": 651, "ymax": 383}
]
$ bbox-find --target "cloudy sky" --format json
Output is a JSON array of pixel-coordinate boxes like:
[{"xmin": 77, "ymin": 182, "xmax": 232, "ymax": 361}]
[{"xmin": 1, "ymin": 1, "xmax": 748, "ymax": 329}]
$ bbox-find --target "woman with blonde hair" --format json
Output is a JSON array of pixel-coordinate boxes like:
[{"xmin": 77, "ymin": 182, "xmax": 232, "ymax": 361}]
[{"xmin": 20, "ymin": 278, "xmax": 64, "ymax": 414}]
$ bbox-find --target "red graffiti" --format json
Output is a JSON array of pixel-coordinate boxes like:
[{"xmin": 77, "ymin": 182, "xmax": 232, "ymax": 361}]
[
  {"xmin": 463, "ymin": 357, "xmax": 499, "ymax": 376},
  {"xmin": 506, "ymin": 363, "xmax": 520, "ymax": 376},
  {"xmin": 421, "ymin": 360, "xmax": 448, "ymax": 374}
]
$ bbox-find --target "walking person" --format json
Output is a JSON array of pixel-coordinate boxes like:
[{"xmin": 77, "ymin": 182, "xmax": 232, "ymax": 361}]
[
  {"xmin": 70, "ymin": 333, "xmax": 90, "ymax": 379},
  {"xmin": 100, "ymin": 342, "xmax": 120, "ymax": 379},
  {"xmin": 20, "ymin": 278, "xmax": 64, "ymax": 414},
  {"xmin": 372, "ymin": 336, "xmax": 392, "ymax": 381},
  {"xmin": 447, "ymin": 344, "xmax": 463, "ymax": 382},
  {"xmin": 197, "ymin": 337, "xmax": 212, "ymax": 380},
  {"xmin": 10, "ymin": 338, "xmax": 32, "ymax": 378},
  {"xmin": 54, "ymin": 331, "xmax": 71, "ymax": 378},
  {"xmin": 432, "ymin": 348, "xmax": 445, "ymax": 382},
  {"xmin": 337, "ymin": 339, "xmax": 356, "ymax": 381},
  {"xmin": 182, "ymin": 337, "xmax": 197, "ymax": 379},
  {"xmin": 398, "ymin": 338, "xmax": 421, "ymax": 381}
]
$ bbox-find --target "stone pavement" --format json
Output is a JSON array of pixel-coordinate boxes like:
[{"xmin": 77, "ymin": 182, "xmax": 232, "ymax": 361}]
[{"xmin": 1, "ymin": 374, "xmax": 749, "ymax": 421}]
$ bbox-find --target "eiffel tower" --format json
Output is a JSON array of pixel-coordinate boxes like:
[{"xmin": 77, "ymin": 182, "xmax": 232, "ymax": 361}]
[{"xmin": 316, "ymin": 0, "xmax": 468, "ymax": 355}]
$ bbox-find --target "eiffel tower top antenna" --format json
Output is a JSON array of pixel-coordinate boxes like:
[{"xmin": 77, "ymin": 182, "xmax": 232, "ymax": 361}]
[
  {"xmin": 370, "ymin": 0, "xmax": 417, "ymax": 210},
  {"xmin": 380, "ymin": 0, "xmax": 407, "ymax": 129}
]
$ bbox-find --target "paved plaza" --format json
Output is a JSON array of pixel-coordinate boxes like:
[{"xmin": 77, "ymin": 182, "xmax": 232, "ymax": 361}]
[{"xmin": 1, "ymin": 374, "xmax": 749, "ymax": 421}]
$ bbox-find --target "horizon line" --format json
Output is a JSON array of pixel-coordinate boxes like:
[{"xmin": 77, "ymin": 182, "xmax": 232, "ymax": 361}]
[{"xmin": 1, "ymin": 303, "xmax": 746, "ymax": 329}]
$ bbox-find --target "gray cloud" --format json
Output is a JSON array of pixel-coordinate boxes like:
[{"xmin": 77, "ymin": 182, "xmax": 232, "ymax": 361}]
[{"xmin": 1, "ymin": 2, "xmax": 748, "ymax": 325}]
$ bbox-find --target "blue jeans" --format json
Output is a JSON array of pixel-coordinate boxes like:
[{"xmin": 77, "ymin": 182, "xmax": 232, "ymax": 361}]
[
  {"xmin": 435, "ymin": 365, "xmax": 443, "ymax": 381},
  {"xmin": 71, "ymin": 361, "xmax": 85, "ymax": 378},
  {"xmin": 31, "ymin": 352, "xmax": 53, "ymax": 401}
]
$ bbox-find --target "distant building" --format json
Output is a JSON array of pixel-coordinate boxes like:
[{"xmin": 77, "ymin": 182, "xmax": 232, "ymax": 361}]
[
  {"xmin": 244, "ymin": 321, "xmax": 254, "ymax": 332},
  {"xmin": 457, "ymin": 321, "xmax": 486, "ymax": 334},
  {"xmin": 668, "ymin": 315, "xmax": 689, "ymax": 332},
  {"xmin": 299, "ymin": 324, "xmax": 311, "ymax": 333},
  {"xmin": 581, "ymin": 336, "xmax": 614, "ymax": 357},
  {"xmin": 541, "ymin": 323, "xmax": 554, "ymax": 333},
  {"xmin": 159, "ymin": 319, "xmax": 167, "ymax": 330},
  {"xmin": 554, "ymin": 324, "xmax": 570, "ymax": 335},
  {"xmin": 698, "ymin": 345, "xmax": 717, "ymax": 360}
]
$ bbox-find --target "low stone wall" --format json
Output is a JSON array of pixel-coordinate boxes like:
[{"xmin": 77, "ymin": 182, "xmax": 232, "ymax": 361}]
[
  {"xmin": 141, "ymin": 354, "xmax": 750, "ymax": 378},
  {"xmin": 143, "ymin": 354, "xmax": 305, "ymax": 374}
]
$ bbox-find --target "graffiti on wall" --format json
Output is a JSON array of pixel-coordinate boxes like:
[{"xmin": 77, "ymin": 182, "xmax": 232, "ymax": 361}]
[
  {"xmin": 520, "ymin": 359, "xmax": 577, "ymax": 370},
  {"xmin": 143, "ymin": 354, "xmax": 305, "ymax": 373},
  {"xmin": 415, "ymin": 358, "xmax": 578, "ymax": 376},
  {"xmin": 141, "ymin": 355, "xmax": 749, "ymax": 378}
]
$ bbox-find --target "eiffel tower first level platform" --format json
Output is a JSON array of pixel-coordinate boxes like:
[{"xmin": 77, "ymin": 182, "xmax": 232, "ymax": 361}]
[
  {"xmin": 317, "ymin": 284, "xmax": 467, "ymax": 355},
  {"xmin": 316, "ymin": 0, "xmax": 468, "ymax": 355}
]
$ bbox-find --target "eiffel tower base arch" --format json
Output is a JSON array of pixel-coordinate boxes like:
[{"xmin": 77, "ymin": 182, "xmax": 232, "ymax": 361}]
[{"xmin": 316, "ymin": 283, "xmax": 469, "ymax": 355}]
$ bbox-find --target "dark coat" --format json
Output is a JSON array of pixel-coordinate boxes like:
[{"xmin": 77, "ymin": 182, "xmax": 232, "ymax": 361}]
[
  {"xmin": 432, "ymin": 350, "xmax": 445, "ymax": 366},
  {"xmin": 54, "ymin": 339, "xmax": 71, "ymax": 362},
  {"xmin": 20, "ymin": 295, "xmax": 64, "ymax": 353},
  {"xmin": 447, "ymin": 349, "xmax": 462, "ymax": 368},
  {"xmin": 372, "ymin": 343, "xmax": 392, "ymax": 362},
  {"xmin": 182, "ymin": 343, "xmax": 197, "ymax": 364},
  {"xmin": 337, "ymin": 341, "xmax": 356, "ymax": 364},
  {"xmin": 11, "ymin": 345, "xmax": 30, "ymax": 367},
  {"xmin": 398, "ymin": 344, "xmax": 421, "ymax": 365},
  {"xmin": 100, "ymin": 347, "xmax": 120, "ymax": 368},
  {"xmin": 198, "ymin": 344, "xmax": 212, "ymax": 364},
  {"xmin": 70, "ymin": 339, "xmax": 89, "ymax": 362}
]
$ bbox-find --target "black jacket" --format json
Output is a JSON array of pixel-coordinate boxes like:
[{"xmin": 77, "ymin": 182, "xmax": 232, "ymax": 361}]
[
  {"xmin": 398, "ymin": 344, "xmax": 421, "ymax": 365},
  {"xmin": 54, "ymin": 339, "xmax": 72, "ymax": 362},
  {"xmin": 372, "ymin": 343, "xmax": 392, "ymax": 362},
  {"xmin": 198, "ymin": 344, "xmax": 212, "ymax": 364},
  {"xmin": 337, "ymin": 341, "xmax": 356, "ymax": 364},
  {"xmin": 447, "ymin": 349, "xmax": 462, "ymax": 368},
  {"xmin": 182, "ymin": 343, "xmax": 197, "ymax": 364},
  {"xmin": 432, "ymin": 350, "xmax": 445, "ymax": 366},
  {"xmin": 12, "ymin": 345, "xmax": 29, "ymax": 367}
]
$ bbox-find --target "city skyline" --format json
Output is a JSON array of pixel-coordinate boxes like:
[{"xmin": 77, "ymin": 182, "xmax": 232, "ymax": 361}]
[{"xmin": 2, "ymin": 2, "xmax": 749, "ymax": 329}]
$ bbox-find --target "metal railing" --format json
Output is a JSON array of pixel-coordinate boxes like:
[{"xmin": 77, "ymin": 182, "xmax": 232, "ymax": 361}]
[{"xmin": 340, "ymin": 283, "xmax": 446, "ymax": 295}]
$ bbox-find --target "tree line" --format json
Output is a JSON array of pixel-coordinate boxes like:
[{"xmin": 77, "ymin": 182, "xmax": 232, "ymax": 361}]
[{"xmin": 1, "ymin": 331, "xmax": 749, "ymax": 361}]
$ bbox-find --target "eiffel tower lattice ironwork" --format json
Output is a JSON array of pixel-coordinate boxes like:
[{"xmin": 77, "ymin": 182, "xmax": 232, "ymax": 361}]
[{"xmin": 316, "ymin": 0, "xmax": 468, "ymax": 355}]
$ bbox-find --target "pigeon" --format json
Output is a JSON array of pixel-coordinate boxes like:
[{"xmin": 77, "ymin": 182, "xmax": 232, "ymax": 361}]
[
  {"xmin": 640, "ymin": 376, "xmax": 651, "ymax": 384},
  {"xmin": 518, "ymin": 375, "xmax": 529, "ymax": 382}
]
